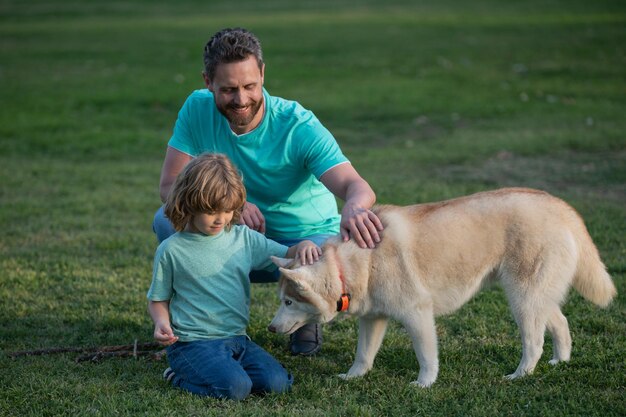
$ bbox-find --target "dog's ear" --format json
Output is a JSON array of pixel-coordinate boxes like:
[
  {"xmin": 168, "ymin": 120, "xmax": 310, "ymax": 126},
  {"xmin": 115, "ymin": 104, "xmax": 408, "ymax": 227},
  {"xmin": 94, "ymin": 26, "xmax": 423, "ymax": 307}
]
[
  {"xmin": 271, "ymin": 256, "xmax": 294, "ymax": 269},
  {"xmin": 278, "ymin": 267, "xmax": 312, "ymax": 292}
]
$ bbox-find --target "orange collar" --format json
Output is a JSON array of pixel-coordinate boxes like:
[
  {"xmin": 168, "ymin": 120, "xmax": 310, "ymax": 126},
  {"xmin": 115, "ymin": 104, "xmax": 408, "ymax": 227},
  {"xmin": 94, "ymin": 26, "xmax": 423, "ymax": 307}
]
[{"xmin": 334, "ymin": 251, "xmax": 351, "ymax": 312}]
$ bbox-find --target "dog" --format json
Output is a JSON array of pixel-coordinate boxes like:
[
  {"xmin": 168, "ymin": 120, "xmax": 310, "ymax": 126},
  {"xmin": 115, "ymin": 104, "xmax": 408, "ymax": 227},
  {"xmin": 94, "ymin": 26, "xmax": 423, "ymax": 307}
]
[{"xmin": 268, "ymin": 188, "xmax": 616, "ymax": 387}]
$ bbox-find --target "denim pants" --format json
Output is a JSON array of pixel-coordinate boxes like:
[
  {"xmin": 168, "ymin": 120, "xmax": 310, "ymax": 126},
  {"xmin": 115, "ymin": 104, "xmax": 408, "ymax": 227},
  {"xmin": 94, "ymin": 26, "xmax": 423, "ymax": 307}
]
[
  {"xmin": 166, "ymin": 336, "xmax": 293, "ymax": 400},
  {"xmin": 152, "ymin": 205, "xmax": 334, "ymax": 282}
]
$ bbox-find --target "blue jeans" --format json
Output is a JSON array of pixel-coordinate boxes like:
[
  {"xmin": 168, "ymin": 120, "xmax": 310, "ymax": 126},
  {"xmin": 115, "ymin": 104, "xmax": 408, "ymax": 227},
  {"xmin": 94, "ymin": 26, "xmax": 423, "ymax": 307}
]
[
  {"xmin": 166, "ymin": 336, "xmax": 293, "ymax": 400},
  {"xmin": 153, "ymin": 205, "xmax": 177, "ymax": 244},
  {"xmin": 152, "ymin": 205, "xmax": 334, "ymax": 283}
]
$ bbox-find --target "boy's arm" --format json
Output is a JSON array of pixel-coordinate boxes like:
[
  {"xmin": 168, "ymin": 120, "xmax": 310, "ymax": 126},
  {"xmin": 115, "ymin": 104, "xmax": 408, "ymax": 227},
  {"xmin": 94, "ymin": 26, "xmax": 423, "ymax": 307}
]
[
  {"xmin": 285, "ymin": 240, "xmax": 322, "ymax": 265},
  {"xmin": 148, "ymin": 300, "xmax": 179, "ymax": 346}
]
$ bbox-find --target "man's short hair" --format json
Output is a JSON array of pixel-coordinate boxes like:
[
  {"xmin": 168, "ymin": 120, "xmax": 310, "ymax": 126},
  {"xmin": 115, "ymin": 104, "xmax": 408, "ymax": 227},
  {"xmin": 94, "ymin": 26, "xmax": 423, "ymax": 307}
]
[{"xmin": 203, "ymin": 27, "xmax": 264, "ymax": 81}]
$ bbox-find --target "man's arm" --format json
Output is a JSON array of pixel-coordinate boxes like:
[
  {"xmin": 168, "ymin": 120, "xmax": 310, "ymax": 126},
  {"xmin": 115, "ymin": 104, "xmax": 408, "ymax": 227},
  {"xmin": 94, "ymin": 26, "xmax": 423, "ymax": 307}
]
[
  {"xmin": 159, "ymin": 146, "xmax": 193, "ymax": 203},
  {"xmin": 320, "ymin": 163, "xmax": 383, "ymax": 249}
]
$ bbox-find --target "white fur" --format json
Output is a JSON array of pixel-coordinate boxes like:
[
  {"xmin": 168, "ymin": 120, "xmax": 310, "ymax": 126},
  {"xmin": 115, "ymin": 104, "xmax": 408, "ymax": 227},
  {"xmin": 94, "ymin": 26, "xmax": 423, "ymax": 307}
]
[{"xmin": 268, "ymin": 188, "xmax": 616, "ymax": 387}]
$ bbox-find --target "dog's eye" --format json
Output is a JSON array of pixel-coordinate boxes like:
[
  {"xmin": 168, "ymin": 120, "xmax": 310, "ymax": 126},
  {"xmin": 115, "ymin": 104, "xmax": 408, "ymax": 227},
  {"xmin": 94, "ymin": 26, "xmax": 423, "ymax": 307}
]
[{"xmin": 284, "ymin": 300, "xmax": 292, "ymax": 306}]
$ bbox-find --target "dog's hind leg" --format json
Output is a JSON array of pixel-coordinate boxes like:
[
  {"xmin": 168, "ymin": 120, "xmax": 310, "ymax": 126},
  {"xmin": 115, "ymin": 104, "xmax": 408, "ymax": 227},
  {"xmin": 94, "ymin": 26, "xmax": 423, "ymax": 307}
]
[
  {"xmin": 400, "ymin": 309, "xmax": 439, "ymax": 388},
  {"xmin": 505, "ymin": 297, "xmax": 548, "ymax": 380},
  {"xmin": 341, "ymin": 317, "xmax": 388, "ymax": 379},
  {"xmin": 546, "ymin": 307, "xmax": 571, "ymax": 365}
]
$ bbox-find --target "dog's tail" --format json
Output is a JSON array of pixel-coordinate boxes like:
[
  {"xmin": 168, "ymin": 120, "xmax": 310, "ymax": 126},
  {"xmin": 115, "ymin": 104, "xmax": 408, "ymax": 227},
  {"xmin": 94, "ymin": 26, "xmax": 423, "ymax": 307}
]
[{"xmin": 571, "ymin": 216, "xmax": 616, "ymax": 308}]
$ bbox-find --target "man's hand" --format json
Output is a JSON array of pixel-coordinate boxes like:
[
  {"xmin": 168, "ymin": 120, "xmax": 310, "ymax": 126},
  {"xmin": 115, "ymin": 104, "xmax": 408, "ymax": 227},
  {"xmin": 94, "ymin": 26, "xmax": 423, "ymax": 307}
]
[
  {"xmin": 239, "ymin": 201, "xmax": 266, "ymax": 233},
  {"xmin": 319, "ymin": 163, "xmax": 384, "ymax": 249},
  {"xmin": 340, "ymin": 202, "xmax": 383, "ymax": 249}
]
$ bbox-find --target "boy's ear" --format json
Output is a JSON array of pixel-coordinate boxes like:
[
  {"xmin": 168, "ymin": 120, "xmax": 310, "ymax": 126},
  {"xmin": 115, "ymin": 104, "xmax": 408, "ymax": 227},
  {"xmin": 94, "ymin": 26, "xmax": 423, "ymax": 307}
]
[{"xmin": 271, "ymin": 256, "xmax": 294, "ymax": 268}]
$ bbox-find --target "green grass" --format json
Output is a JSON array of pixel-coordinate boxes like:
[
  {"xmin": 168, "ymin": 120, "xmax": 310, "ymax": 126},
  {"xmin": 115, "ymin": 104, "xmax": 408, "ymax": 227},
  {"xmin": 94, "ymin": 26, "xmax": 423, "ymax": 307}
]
[{"xmin": 1, "ymin": 0, "xmax": 624, "ymax": 416}]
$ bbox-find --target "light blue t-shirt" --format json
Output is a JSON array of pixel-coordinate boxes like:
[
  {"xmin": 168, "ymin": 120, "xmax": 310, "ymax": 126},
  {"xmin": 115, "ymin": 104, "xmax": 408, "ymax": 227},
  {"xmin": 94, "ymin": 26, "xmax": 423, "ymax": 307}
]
[
  {"xmin": 168, "ymin": 88, "xmax": 349, "ymax": 239},
  {"xmin": 147, "ymin": 225, "xmax": 288, "ymax": 342}
]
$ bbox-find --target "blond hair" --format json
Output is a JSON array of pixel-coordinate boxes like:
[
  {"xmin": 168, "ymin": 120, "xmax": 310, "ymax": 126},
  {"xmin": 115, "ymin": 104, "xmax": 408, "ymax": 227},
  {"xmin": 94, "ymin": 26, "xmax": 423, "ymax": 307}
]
[{"xmin": 164, "ymin": 153, "xmax": 246, "ymax": 231}]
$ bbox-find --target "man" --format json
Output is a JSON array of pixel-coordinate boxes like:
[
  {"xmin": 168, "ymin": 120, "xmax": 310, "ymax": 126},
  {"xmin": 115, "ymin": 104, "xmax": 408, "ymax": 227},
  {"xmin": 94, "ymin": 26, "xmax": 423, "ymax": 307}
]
[{"xmin": 153, "ymin": 27, "xmax": 383, "ymax": 356}]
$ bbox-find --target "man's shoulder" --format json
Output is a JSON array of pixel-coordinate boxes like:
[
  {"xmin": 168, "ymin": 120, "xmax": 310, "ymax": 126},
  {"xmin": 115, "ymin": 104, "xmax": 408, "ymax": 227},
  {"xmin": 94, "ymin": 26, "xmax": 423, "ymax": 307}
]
[
  {"xmin": 186, "ymin": 89, "xmax": 214, "ymax": 104},
  {"xmin": 179, "ymin": 89, "xmax": 216, "ymax": 115},
  {"xmin": 267, "ymin": 91, "xmax": 309, "ymax": 118}
]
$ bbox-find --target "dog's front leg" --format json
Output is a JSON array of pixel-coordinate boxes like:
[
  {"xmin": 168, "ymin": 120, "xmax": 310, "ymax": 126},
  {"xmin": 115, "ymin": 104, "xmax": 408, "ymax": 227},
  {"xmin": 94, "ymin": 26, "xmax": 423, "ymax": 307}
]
[
  {"xmin": 401, "ymin": 309, "xmax": 439, "ymax": 388},
  {"xmin": 339, "ymin": 316, "xmax": 388, "ymax": 379}
]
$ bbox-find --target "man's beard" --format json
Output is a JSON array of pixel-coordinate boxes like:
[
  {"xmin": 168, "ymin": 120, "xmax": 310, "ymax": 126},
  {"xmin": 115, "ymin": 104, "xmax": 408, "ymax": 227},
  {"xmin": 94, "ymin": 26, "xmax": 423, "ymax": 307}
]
[{"xmin": 217, "ymin": 97, "xmax": 264, "ymax": 130}]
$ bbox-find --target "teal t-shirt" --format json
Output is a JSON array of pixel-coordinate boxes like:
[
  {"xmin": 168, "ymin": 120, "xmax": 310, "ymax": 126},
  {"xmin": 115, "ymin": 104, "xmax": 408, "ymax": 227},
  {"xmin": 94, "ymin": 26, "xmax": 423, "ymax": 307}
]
[
  {"xmin": 168, "ymin": 88, "xmax": 348, "ymax": 239},
  {"xmin": 147, "ymin": 225, "xmax": 288, "ymax": 342}
]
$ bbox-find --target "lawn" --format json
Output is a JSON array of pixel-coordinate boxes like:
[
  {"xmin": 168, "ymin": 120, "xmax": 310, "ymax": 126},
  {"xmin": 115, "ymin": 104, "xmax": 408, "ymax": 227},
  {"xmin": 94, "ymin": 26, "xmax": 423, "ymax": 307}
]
[{"xmin": 0, "ymin": 0, "xmax": 624, "ymax": 416}]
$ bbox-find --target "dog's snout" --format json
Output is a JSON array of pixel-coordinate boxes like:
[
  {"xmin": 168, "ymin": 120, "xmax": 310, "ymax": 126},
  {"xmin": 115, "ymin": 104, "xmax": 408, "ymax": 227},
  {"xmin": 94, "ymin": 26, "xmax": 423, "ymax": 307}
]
[{"xmin": 267, "ymin": 324, "xmax": 276, "ymax": 333}]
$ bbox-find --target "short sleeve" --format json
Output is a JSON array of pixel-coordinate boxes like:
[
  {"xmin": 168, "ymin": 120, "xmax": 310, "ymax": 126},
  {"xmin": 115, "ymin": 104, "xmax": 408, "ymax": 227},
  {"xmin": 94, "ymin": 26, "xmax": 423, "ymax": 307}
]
[
  {"xmin": 147, "ymin": 245, "xmax": 174, "ymax": 301},
  {"xmin": 167, "ymin": 96, "xmax": 196, "ymax": 156},
  {"xmin": 295, "ymin": 113, "xmax": 349, "ymax": 179},
  {"xmin": 245, "ymin": 228, "xmax": 289, "ymax": 272}
]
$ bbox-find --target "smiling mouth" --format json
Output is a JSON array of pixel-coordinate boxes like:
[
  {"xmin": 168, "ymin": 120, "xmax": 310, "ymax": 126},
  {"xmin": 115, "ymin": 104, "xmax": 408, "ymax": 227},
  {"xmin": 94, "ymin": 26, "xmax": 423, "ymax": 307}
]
[{"xmin": 229, "ymin": 106, "xmax": 249, "ymax": 113}]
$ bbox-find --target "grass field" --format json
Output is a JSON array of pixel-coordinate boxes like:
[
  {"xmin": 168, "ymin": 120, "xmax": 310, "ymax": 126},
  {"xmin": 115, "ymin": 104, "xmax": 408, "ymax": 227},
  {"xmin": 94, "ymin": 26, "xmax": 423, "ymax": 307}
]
[{"xmin": 1, "ymin": 0, "xmax": 624, "ymax": 416}]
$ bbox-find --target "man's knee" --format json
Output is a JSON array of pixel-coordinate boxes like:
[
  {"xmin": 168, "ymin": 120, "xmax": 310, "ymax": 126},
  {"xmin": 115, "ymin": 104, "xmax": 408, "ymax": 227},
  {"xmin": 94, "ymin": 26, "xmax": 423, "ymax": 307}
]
[{"xmin": 153, "ymin": 205, "xmax": 175, "ymax": 243}]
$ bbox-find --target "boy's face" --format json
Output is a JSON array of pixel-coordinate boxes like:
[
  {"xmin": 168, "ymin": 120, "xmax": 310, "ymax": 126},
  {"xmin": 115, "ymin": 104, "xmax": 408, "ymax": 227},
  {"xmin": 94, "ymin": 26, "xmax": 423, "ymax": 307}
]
[
  {"xmin": 187, "ymin": 211, "xmax": 234, "ymax": 236},
  {"xmin": 204, "ymin": 55, "xmax": 265, "ymax": 135}
]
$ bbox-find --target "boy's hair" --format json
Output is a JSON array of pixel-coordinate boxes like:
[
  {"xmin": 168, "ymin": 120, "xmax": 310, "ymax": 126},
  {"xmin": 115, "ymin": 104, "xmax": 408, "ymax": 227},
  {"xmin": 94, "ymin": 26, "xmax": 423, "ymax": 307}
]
[
  {"xmin": 203, "ymin": 27, "xmax": 264, "ymax": 81},
  {"xmin": 164, "ymin": 153, "xmax": 246, "ymax": 231}
]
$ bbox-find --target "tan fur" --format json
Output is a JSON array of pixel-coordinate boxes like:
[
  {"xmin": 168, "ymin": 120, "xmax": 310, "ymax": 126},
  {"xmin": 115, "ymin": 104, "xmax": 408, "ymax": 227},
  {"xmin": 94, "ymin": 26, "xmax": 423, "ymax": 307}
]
[{"xmin": 268, "ymin": 188, "xmax": 616, "ymax": 387}]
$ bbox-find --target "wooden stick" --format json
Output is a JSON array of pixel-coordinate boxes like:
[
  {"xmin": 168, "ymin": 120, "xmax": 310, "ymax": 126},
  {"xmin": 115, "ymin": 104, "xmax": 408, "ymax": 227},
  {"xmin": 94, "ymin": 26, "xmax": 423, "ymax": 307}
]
[
  {"xmin": 75, "ymin": 349, "xmax": 163, "ymax": 363},
  {"xmin": 8, "ymin": 341, "xmax": 162, "ymax": 358}
]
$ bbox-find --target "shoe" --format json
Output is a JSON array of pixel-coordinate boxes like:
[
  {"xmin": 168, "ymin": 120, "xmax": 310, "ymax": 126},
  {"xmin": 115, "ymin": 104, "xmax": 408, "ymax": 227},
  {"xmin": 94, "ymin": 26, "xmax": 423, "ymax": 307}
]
[
  {"xmin": 163, "ymin": 367, "xmax": 176, "ymax": 383},
  {"xmin": 289, "ymin": 323, "xmax": 322, "ymax": 356}
]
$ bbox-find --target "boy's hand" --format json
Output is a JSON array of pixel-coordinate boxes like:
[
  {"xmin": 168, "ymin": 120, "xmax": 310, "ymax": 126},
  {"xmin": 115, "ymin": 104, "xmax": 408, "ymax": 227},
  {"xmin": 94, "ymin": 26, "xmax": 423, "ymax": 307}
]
[
  {"xmin": 295, "ymin": 240, "xmax": 322, "ymax": 265},
  {"xmin": 154, "ymin": 323, "xmax": 179, "ymax": 346}
]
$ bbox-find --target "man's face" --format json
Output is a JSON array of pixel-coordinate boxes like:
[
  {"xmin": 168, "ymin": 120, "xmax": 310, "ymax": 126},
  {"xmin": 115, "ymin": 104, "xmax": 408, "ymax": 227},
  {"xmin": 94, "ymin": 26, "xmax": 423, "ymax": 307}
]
[{"xmin": 205, "ymin": 56, "xmax": 265, "ymax": 135}]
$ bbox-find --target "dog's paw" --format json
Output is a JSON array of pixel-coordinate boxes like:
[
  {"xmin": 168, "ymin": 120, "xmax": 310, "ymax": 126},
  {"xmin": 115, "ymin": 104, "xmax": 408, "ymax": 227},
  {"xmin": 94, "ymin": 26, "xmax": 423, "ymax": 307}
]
[
  {"xmin": 504, "ymin": 370, "xmax": 530, "ymax": 380},
  {"xmin": 411, "ymin": 374, "xmax": 436, "ymax": 388},
  {"xmin": 412, "ymin": 367, "xmax": 438, "ymax": 388},
  {"xmin": 548, "ymin": 357, "xmax": 569, "ymax": 366},
  {"xmin": 505, "ymin": 364, "xmax": 537, "ymax": 380},
  {"xmin": 410, "ymin": 379, "xmax": 434, "ymax": 388},
  {"xmin": 341, "ymin": 363, "xmax": 370, "ymax": 379},
  {"xmin": 338, "ymin": 369, "xmax": 366, "ymax": 380}
]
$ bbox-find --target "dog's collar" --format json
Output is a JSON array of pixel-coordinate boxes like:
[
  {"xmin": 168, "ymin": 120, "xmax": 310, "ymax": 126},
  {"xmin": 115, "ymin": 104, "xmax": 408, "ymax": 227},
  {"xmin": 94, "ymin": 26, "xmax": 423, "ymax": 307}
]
[{"xmin": 334, "ymin": 250, "xmax": 351, "ymax": 312}]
